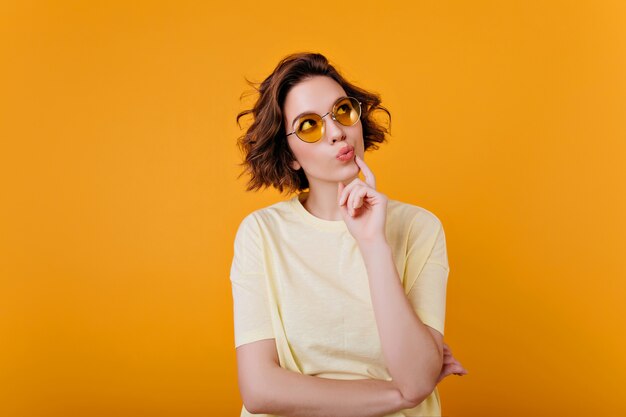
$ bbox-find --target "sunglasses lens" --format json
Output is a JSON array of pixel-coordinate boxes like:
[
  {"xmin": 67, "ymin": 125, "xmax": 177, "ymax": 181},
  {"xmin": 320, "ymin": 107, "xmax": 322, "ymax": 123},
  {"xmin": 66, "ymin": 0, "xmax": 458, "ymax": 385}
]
[
  {"xmin": 334, "ymin": 97, "xmax": 361, "ymax": 127},
  {"xmin": 295, "ymin": 114, "xmax": 324, "ymax": 143},
  {"xmin": 293, "ymin": 97, "xmax": 361, "ymax": 142}
]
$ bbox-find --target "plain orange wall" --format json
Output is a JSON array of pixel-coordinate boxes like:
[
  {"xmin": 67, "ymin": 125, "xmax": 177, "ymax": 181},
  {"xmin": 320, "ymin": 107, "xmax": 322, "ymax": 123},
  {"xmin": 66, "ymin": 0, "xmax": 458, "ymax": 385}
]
[{"xmin": 1, "ymin": 1, "xmax": 625, "ymax": 416}]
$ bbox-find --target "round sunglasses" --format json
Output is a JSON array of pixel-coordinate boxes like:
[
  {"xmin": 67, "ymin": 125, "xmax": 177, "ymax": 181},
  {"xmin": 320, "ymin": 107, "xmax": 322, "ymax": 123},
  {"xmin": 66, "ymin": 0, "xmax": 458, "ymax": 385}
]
[{"xmin": 286, "ymin": 96, "xmax": 362, "ymax": 143}]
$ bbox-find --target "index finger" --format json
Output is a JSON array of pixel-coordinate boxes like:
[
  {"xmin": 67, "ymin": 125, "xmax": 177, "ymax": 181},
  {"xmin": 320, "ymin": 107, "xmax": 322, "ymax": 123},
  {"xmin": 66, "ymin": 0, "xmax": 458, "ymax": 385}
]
[{"xmin": 354, "ymin": 154, "xmax": 376, "ymax": 189}]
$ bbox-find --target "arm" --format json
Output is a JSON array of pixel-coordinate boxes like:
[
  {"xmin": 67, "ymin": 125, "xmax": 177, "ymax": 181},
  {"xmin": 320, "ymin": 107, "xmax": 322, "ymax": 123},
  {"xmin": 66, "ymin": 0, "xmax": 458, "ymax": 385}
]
[
  {"xmin": 254, "ymin": 365, "xmax": 416, "ymax": 417},
  {"xmin": 358, "ymin": 238, "xmax": 443, "ymax": 405},
  {"xmin": 238, "ymin": 339, "xmax": 416, "ymax": 417}
]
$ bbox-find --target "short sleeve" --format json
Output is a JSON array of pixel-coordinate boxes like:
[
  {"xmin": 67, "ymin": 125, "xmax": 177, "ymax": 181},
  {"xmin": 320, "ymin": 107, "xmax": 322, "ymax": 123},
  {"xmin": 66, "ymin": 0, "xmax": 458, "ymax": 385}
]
[
  {"xmin": 405, "ymin": 217, "xmax": 450, "ymax": 336},
  {"xmin": 229, "ymin": 213, "xmax": 275, "ymax": 348}
]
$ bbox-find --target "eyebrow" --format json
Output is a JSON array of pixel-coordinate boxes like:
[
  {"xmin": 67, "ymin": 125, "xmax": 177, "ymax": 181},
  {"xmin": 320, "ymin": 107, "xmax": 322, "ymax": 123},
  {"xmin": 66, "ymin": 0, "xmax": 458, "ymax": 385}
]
[{"xmin": 290, "ymin": 96, "xmax": 347, "ymax": 128}]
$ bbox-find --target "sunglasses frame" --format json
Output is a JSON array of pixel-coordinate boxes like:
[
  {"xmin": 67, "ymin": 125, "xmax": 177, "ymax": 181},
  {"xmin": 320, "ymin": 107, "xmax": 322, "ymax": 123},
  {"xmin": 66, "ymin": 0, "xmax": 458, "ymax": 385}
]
[{"xmin": 286, "ymin": 96, "xmax": 362, "ymax": 143}]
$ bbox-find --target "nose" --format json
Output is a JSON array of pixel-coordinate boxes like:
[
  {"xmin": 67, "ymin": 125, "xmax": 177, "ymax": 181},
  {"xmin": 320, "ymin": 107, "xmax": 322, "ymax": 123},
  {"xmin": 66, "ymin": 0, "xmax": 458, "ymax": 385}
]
[{"xmin": 323, "ymin": 114, "xmax": 346, "ymax": 144}]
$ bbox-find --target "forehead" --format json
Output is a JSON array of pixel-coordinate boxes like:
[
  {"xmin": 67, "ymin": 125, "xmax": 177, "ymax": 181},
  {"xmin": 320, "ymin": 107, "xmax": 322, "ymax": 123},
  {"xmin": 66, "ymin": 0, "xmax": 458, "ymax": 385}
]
[{"xmin": 284, "ymin": 76, "xmax": 347, "ymax": 123}]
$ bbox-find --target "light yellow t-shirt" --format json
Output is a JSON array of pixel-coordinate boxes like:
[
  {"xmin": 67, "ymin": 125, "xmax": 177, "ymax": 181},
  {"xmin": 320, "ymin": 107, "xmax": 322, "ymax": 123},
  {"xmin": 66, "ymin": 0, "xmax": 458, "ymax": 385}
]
[{"xmin": 230, "ymin": 190, "xmax": 450, "ymax": 417}]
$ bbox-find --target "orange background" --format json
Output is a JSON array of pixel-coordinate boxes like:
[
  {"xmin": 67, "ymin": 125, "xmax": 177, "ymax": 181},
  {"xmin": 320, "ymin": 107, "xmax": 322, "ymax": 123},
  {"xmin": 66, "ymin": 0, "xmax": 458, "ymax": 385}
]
[{"xmin": 1, "ymin": 1, "xmax": 625, "ymax": 416}]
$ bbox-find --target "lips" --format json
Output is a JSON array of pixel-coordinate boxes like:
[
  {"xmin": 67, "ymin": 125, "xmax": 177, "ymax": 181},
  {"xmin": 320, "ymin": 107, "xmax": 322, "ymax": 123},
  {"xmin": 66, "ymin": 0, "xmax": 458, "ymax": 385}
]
[{"xmin": 336, "ymin": 145, "xmax": 354, "ymax": 158}]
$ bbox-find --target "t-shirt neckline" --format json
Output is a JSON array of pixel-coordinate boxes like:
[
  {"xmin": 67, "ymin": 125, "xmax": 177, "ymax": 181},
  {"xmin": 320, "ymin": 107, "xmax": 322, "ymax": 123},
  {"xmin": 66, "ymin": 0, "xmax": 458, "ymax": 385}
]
[{"xmin": 289, "ymin": 191, "xmax": 348, "ymax": 232}]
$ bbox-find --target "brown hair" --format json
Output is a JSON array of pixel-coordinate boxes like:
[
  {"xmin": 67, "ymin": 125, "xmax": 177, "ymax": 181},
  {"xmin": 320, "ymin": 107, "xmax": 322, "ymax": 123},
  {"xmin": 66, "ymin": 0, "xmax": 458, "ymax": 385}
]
[{"xmin": 235, "ymin": 52, "xmax": 392, "ymax": 196}]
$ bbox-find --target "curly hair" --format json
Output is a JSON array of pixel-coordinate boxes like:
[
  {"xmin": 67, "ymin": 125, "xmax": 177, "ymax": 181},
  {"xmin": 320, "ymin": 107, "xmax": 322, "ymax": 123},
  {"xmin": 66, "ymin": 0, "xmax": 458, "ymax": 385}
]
[{"xmin": 235, "ymin": 52, "xmax": 392, "ymax": 196}]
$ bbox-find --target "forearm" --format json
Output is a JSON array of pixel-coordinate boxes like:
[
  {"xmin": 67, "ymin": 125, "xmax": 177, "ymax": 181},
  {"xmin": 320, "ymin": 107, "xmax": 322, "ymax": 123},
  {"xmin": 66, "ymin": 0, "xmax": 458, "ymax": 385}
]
[
  {"xmin": 255, "ymin": 365, "xmax": 415, "ymax": 417},
  {"xmin": 358, "ymin": 237, "xmax": 442, "ymax": 404}
]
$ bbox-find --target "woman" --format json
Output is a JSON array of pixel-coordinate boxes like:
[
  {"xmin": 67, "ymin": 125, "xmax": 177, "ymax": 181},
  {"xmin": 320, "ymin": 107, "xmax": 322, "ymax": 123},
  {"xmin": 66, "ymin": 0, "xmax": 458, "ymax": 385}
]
[{"xmin": 230, "ymin": 52, "xmax": 467, "ymax": 417}]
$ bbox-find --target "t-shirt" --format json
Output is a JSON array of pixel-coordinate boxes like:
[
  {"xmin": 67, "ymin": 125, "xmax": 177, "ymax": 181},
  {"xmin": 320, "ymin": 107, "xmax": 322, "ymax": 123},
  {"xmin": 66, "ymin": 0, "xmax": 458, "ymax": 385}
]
[{"xmin": 230, "ymin": 190, "xmax": 450, "ymax": 417}]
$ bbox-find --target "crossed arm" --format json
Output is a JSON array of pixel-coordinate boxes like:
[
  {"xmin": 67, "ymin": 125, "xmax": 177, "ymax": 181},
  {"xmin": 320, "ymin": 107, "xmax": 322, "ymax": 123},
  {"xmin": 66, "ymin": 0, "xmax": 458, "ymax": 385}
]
[
  {"xmin": 243, "ymin": 331, "xmax": 463, "ymax": 417},
  {"xmin": 240, "ymin": 226, "xmax": 463, "ymax": 415},
  {"xmin": 244, "ymin": 237, "xmax": 463, "ymax": 416}
]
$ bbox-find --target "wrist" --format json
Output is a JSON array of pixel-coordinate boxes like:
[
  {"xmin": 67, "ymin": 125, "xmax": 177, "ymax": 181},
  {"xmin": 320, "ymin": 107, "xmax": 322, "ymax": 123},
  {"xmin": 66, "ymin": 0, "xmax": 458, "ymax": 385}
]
[{"xmin": 357, "ymin": 235, "xmax": 390, "ymax": 254}]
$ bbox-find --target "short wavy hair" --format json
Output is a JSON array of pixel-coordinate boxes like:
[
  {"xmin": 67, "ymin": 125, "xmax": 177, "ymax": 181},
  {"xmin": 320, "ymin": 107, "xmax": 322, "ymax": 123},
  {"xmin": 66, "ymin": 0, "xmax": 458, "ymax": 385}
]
[{"xmin": 235, "ymin": 52, "xmax": 392, "ymax": 196}]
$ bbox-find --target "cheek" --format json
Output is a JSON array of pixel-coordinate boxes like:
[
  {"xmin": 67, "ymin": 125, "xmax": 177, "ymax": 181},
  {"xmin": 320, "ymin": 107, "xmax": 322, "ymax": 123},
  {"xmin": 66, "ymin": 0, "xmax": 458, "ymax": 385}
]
[
  {"xmin": 292, "ymin": 146, "xmax": 333, "ymax": 173},
  {"xmin": 293, "ymin": 145, "xmax": 313, "ymax": 161},
  {"xmin": 290, "ymin": 143, "xmax": 319, "ymax": 168},
  {"xmin": 288, "ymin": 140, "xmax": 307, "ymax": 160},
  {"xmin": 302, "ymin": 149, "xmax": 328, "ymax": 168}
]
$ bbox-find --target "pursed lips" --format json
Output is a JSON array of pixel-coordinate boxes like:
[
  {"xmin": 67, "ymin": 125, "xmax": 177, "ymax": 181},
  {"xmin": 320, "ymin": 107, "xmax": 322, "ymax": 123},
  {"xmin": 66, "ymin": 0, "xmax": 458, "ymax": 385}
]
[{"xmin": 336, "ymin": 145, "xmax": 354, "ymax": 158}]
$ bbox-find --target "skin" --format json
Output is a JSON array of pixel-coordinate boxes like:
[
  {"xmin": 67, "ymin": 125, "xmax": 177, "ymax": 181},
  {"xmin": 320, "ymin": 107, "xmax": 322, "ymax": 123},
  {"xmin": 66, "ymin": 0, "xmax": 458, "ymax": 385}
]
[
  {"xmin": 283, "ymin": 75, "xmax": 468, "ymax": 386},
  {"xmin": 284, "ymin": 75, "xmax": 364, "ymax": 221}
]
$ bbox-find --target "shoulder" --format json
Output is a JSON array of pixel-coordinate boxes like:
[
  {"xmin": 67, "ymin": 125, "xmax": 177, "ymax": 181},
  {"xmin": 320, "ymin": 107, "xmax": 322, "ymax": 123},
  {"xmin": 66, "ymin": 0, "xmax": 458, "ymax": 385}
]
[
  {"xmin": 244, "ymin": 198, "xmax": 294, "ymax": 228},
  {"xmin": 235, "ymin": 198, "xmax": 295, "ymax": 235},
  {"xmin": 387, "ymin": 198, "xmax": 444, "ymax": 233},
  {"xmin": 383, "ymin": 198, "xmax": 444, "ymax": 253}
]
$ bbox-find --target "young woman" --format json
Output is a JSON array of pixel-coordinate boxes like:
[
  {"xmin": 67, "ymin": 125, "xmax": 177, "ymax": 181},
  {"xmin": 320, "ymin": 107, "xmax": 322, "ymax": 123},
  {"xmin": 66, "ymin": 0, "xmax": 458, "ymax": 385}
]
[{"xmin": 230, "ymin": 52, "xmax": 467, "ymax": 417}]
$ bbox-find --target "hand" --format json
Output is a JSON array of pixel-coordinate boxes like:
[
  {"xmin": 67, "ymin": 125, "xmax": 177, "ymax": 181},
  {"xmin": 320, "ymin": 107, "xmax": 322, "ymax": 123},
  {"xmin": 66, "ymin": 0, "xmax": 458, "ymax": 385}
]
[
  {"xmin": 436, "ymin": 342, "xmax": 468, "ymax": 384},
  {"xmin": 337, "ymin": 155, "xmax": 388, "ymax": 243}
]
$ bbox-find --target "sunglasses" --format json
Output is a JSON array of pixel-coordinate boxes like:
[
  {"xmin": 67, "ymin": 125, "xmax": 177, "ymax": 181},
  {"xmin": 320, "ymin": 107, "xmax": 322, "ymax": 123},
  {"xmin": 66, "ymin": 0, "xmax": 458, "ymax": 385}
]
[{"xmin": 286, "ymin": 96, "xmax": 362, "ymax": 143}]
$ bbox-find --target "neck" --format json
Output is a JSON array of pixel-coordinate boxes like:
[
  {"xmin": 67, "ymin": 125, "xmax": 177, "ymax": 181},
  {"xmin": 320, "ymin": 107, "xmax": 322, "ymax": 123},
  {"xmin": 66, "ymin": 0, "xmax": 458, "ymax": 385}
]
[{"xmin": 301, "ymin": 174, "xmax": 359, "ymax": 221}]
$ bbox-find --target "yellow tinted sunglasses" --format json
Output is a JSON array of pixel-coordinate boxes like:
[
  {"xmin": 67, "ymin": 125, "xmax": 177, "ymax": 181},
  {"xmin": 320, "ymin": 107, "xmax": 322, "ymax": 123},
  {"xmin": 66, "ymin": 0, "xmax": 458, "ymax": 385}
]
[{"xmin": 286, "ymin": 96, "xmax": 362, "ymax": 143}]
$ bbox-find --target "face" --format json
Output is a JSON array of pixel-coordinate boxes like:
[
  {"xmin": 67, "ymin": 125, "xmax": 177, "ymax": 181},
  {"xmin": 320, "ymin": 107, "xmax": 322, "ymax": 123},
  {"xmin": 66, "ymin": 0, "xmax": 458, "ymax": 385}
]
[{"xmin": 283, "ymin": 75, "xmax": 364, "ymax": 187}]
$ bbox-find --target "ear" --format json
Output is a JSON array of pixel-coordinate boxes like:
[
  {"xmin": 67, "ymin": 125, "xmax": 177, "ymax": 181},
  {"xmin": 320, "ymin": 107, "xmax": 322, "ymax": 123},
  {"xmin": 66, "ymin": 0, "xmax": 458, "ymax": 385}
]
[{"xmin": 291, "ymin": 160, "xmax": 301, "ymax": 170}]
